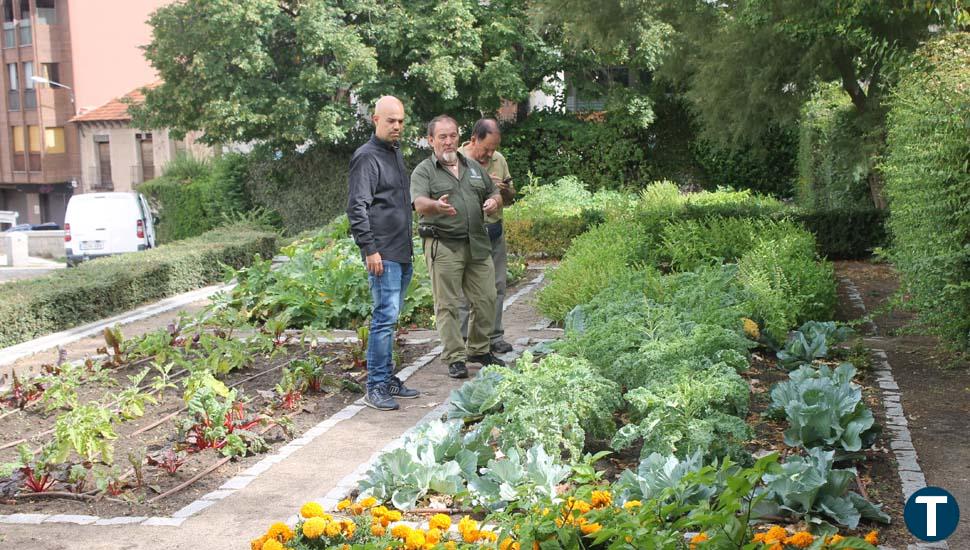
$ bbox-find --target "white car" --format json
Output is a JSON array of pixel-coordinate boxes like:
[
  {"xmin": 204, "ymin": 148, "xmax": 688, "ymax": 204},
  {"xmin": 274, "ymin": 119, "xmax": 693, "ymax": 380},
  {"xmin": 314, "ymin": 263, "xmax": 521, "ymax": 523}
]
[{"xmin": 64, "ymin": 192, "xmax": 157, "ymax": 266}]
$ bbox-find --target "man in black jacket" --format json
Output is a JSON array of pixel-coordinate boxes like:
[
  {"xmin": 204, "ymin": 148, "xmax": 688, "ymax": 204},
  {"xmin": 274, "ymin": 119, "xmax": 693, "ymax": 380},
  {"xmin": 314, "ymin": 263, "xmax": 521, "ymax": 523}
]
[{"xmin": 347, "ymin": 96, "xmax": 419, "ymax": 411}]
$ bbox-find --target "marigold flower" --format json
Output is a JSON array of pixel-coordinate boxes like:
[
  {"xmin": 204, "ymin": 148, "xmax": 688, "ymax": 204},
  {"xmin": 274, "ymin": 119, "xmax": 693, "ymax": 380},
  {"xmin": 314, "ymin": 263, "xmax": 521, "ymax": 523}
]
[
  {"xmin": 765, "ymin": 526, "xmax": 788, "ymax": 543},
  {"xmin": 785, "ymin": 531, "xmax": 814, "ymax": 548},
  {"xmin": 864, "ymin": 531, "xmax": 879, "ymax": 545},
  {"xmin": 267, "ymin": 522, "xmax": 294, "ymax": 542},
  {"xmin": 500, "ymin": 537, "xmax": 520, "ymax": 550},
  {"xmin": 372, "ymin": 524, "xmax": 387, "ymax": 537},
  {"xmin": 458, "ymin": 515, "xmax": 479, "ymax": 536},
  {"xmin": 405, "ymin": 529, "xmax": 427, "ymax": 550},
  {"xmin": 768, "ymin": 544, "xmax": 782, "ymax": 550},
  {"xmin": 826, "ymin": 534, "xmax": 845, "ymax": 544},
  {"xmin": 426, "ymin": 527, "xmax": 443, "ymax": 544},
  {"xmin": 300, "ymin": 501, "xmax": 325, "ymax": 519},
  {"xmin": 445, "ymin": 543, "xmax": 457, "ymax": 550},
  {"xmin": 324, "ymin": 521, "xmax": 342, "ymax": 538},
  {"xmin": 250, "ymin": 535, "xmax": 267, "ymax": 550},
  {"xmin": 386, "ymin": 510, "xmax": 403, "ymax": 522},
  {"xmin": 302, "ymin": 517, "xmax": 328, "ymax": 539},
  {"xmin": 590, "ymin": 490, "xmax": 612, "ymax": 508},
  {"xmin": 742, "ymin": 318, "xmax": 760, "ymax": 339},
  {"xmin": 581, "ymin": 522, "xmax": 603, "ymax": 535},
  {"xmin": 752, "ymin": 533, "xmax": 767, "ymax": 543},
  {"xmin": 341, "ymin": 520, "xmax": 356, "ymax": 537},
  {"xmin": 360, "ymin": 496, "xmax": 378, "ymax": 508},
  {"xmin": 337, "ymin": 499, "xmax": 352, "ymax": 511},
  {"xmin": 462, "ymin": 529, "xmax": 481, "ymax": 543},
  {"xmin": 623, "ymin": 500, "xmax": 642, "ymax": 510},
  {"xmin": 350, "ymin": 503, "xmax": 365, "ymax": 516},
  {"xmin": 481, "ymin": 531, "xmax": 498, "ymax": 543},
  {"xmin": 690, "ymin": 532, "xmax": 709, "ymax": 549},
  {"xmin": 391, "ymin": 524, "xmax": 412, "ymax": 539},
  {"xmin": 429, "ymin": 513, "xmax": 451, "ymax": 531},
  {"xmin": 567, "ymin": 497, "xmax": 592, "ymax": 514},
  {"xmin": 262, "ymin": 540, "xmax": 283, "ymax": 550},
  {"xmin": 371, "ymin": 505, "xmax": 390, "ymax": 518}
]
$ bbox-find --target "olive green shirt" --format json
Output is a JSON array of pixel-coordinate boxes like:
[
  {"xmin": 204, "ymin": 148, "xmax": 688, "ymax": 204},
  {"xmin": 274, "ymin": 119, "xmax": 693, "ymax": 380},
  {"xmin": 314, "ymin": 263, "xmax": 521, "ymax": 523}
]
[
  {"xmin": 411, "ymin": 151, "xmax": 497, "ymax": 260},
  {"xmin": 458, "ymin": 143, "xmax": 511, "ymax": 224}
]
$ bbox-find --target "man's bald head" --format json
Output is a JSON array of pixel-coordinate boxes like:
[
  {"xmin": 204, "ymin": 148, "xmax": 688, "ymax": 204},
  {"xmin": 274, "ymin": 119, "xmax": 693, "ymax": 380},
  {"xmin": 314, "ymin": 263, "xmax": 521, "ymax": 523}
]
[{"xmin": 372, "ymin": 96, "xmax": 405, "ymax": 144}]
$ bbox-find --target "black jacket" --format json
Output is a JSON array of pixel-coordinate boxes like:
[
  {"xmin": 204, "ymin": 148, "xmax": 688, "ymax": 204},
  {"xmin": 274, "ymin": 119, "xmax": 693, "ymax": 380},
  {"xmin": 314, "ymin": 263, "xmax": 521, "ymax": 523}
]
[{"xmin": 346, "ymin": 135, "xmax": 413, "ymax": 264}]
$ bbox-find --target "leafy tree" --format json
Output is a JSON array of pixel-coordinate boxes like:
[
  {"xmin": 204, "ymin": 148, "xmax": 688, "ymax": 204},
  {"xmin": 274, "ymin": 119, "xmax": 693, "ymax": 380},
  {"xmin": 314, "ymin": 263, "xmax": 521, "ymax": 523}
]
[{"xmin": 132, "ymin": 0, "xmax": 562, "ymax": 147}]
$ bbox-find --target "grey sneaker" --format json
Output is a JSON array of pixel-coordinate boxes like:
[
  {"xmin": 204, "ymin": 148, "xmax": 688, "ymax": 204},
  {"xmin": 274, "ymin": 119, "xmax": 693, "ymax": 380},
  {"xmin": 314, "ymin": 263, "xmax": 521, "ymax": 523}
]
[
  {"xmin": 363, "ymin": 384, "xmax": 399, "ymax": 411},
  {"xmin": 387, "ymin": 376, "xmax": 419, "ymax": 399},
  {"xmin": 467, "ymin": 352, "xmax": 506, "ymax": 367},
  {"xmin": 490, "ymin": 339, "xmax": 513, "ymax": 353},
  {"xmin": 448, "ymin": 361, "xmax": 469, "ymax": 379}
]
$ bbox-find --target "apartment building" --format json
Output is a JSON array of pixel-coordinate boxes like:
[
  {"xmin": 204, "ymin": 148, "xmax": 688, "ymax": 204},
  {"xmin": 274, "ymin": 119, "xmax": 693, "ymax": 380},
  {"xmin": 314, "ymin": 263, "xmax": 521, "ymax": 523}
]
[{"xmin": 0, "ymin": 0, "xmax": 171, "ymax": 226}]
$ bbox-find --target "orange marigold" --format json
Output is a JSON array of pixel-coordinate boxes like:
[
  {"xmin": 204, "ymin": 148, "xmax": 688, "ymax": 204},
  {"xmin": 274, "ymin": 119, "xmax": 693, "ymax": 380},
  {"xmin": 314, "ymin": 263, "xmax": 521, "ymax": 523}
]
[
  {"xmin": 785, "ymin": 531, "xmax": 814, "ymax": 548},
  {"xmin": 371, "ymin": 524, "xmax": 386, "ymax": 537},
  {"xmin": 590, "ymin": 490, "xmax": 612, "ymax": 508},
  {"xmin": 500, "ymin": 537, "xmax": 520, "ymax": 550},
  {"xmin": 350, "ymin": 503, "xmax": 365, "ymax": 516},
  {"xmin": 765, "ymin": 526, "xmax": 788, "ymax": 543},
  {"xmin": 251, "ymin": 535, "xmax": 268, "ymax": 550},
  {"xmin": 426, "ymin": 527, "xmax": 443, "ymax": 544},
  {"xmin": 341, "ymin": 520, "xmax": 356, "ymax": 538},
  {"xmin": 864, "ymin": 531, "xmax": 879, "ymax": 545},
  {"xmin": 267, "ymin": 522, "xmax": 294, "ymax": 542},
  {"xmin": 262, "ymin": 540, "xmax": 284, "ymax": 550},
  {"xmin": 581, "ymin": 522, "xmax": 603, "ymax": 536},
  {"xmin": 690, "ymin": 532, "xmax": 709, "ymax": 549}
]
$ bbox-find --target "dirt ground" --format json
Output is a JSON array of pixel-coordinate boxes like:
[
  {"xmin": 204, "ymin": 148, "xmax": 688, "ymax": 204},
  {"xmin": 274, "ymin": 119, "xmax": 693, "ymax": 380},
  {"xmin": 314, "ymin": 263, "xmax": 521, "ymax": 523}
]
[{"xmin": 835, "ymin": 260, "xmax": 970, "ymax": 548}]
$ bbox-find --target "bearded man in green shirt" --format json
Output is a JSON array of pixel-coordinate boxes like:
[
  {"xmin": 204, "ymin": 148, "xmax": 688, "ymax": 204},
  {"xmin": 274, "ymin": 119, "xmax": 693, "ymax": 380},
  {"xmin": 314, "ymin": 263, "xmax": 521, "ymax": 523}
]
[{"xmin": 411, "ymin": 115, "xmax": 506, "ymax": 379}]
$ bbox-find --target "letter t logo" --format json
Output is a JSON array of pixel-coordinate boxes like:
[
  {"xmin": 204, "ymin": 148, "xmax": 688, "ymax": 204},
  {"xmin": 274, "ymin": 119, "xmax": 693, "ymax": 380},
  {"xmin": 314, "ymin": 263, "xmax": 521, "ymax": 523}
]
[{"xmin": 916, "ymin": 495, "xmax": 949, "ymax": 537}]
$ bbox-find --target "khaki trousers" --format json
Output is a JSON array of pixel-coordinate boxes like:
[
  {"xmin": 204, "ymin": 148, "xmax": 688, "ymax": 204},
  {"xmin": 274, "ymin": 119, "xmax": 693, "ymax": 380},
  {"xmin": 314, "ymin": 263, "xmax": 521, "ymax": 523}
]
[
  {"xmin": 459, "ymin": 231, "xmax": 507, "ymax": 342},
  {"xmin": 424, "ymin": 237, "xmax": 496, "ymax": 364}
]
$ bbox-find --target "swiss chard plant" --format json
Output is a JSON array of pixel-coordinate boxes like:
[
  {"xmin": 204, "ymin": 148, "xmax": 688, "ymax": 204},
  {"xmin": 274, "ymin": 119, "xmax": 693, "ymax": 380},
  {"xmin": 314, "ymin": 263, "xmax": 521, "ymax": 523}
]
[
  {"xmin": 776, "ymin": 320, "xmax": 853, "ymax": 369},
  {"xmin": 768, "ymin": 363, "xmax": 879, "ymax": 453}
]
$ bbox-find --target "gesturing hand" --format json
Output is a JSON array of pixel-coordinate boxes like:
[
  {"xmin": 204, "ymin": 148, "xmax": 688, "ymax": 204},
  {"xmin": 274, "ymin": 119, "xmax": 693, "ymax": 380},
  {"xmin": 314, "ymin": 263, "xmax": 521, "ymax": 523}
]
[
  {"xmin": 437, "ymin": 194, "xmax": 457, "ymax": 216},
  {"xmin": 483, "ymin": 197, "xmax": 500, "ymax": 216}
]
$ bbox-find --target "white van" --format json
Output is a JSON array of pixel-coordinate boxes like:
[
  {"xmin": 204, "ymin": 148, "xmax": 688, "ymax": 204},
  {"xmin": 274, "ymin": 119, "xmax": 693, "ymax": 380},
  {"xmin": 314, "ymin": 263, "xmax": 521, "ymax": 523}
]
[{"xmin": 64, "ymin": 192, "xmax": 156, "ymax": 265}]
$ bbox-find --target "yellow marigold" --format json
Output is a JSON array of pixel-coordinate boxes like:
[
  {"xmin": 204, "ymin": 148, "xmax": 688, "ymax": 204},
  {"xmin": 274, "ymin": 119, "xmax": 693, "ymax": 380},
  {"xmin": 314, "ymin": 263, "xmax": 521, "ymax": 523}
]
[
  {"xmin": 372, "ymin": 524, "xmax": 387, "ymax": 537},
  {"xmin": 426, "ymin": 527, "xmax": 443, "ymax": 544},
  {"xmin": 324, "ymin": 521, "xmax": 342, "ymax": 538},
  {"xmin": 337, "ymin": 499, "xmax": 352, "ymax": 511},
  {"xmin": 386, "ymin": 510, "xmax": 403, "ymax": 522},
  {"xmin": 462, "ymin": 529, "xmax": 482, "ymax": 543},
  {"xmin": 500, "ymin": 538, "xmax": 520, "ymax": 550},
  {"xmin": 826, "ymin": 534, "xmax": 845, "ymax": 544},
  {"xmin": 262, "ymin": 540, "xmax": 283, "ymax": 550},
  {"xmin": 267, "ymin": 522, "xmax": 294, "ymax": 542},
  {"xmin": 864, "ymin": 531, "xmax": 879, "ymax": 545},
  {"xmin": 570, "ymin": 498, "xmax": 592, "ymax": 514},
  {"xmin": 405, "ymin": 529, "xmax": 427, "ymax": 550},
  {"xmin": 251, "ymin": 535, "xmax": 268, "ymax": 550},
  {"xmin": 581, "ymin": 522, "xmax": 603, "ymax": 536},
  {"xmin": 785, "ymin": 531, "xmax": 814, "ymax": 548},
  {"xmin": 391, "ymin": 524, "xmax": 412, "ymax": 539},
  {"xmin": 480, "ymin": 531, "xmax": 498, "ymax": 543},
  {"xmin": 742, "ymin": 318, "xmax": 760, "ymax": 340},
  {"xmin": 341, "ymin": 520, "xmax": 357, "ymax": 538},
  {"xmin": 302, "ymin": 517, "xmax": 328, "ymax": 539},
  {"xmin": 300, "ymin": 501, "xmax": 325, "ymax": 519},
  {"xmin": 360, "ymin": 496, "xmax": 378, "ymax": 508},
  {"xmin": 623, "ymin": 500, "xmax": 642, "ymax": 510},
  {"xmin": 371, "ymin": 505, "xmax": 390, "ymax": 518},
  {"xmin": 458, "ymin": 515, "xmax": 479, "ymax": 536},
  {"xmin": 429, "ymin": 513, "xmax": 451, "ymax": 531},
  {"xmin": 590, "ymin": 490, "xmax": 612, "ymax": 508}
]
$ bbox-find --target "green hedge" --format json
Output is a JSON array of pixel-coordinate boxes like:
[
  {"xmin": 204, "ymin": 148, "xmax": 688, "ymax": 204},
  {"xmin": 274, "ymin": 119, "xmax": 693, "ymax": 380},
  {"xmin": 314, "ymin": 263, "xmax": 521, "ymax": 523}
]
[
  {"xmin": 794, "ymin": 208, "xmax": 888, "ymax": 260},
  {"xmin": 795, "ymin": 82, "xmax": 881, "ymax": 210},
  {"xmin": 882, "ymin": 32, "xmax": 970, "ymax": 350},
  {"xmin": 138, "ymin": 154, "xmax": 252, "ymax": 243},
  {"xmin": 0, "ymin": 223, "xmax": 277, "ymax": 348}
]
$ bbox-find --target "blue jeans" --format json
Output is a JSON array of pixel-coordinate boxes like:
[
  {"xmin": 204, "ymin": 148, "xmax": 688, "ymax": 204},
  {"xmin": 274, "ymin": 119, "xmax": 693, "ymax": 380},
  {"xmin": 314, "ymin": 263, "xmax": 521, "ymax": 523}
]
[{"xmin": 366, "ymin": 260, "xmax": 413, "ymax": 391}]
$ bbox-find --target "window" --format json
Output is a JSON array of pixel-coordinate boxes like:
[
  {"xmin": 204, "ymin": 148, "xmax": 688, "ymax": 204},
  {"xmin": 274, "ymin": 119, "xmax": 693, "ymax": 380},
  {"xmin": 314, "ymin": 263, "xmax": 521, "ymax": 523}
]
[
  {"xmin": 6, "ymin": 62, "xmax": 18, "ymax": 111},
  {"xmin": 40, "ymin": 62, "xmax": 58, "ymax": 86},
  {"xmin": 45, "ymin": 127, "xmax": 64, "ymax": 154},
  {"xmin": 28, "ymin": 125, "xmax": 40, "ymax": 171},
  {"xmin": 138, "ymin": 133, "xmax": 154, "ymax": 182},
  {"xmin": 96, "ymin": 137, "xmax": 112, "ymax": 188},
  {"xmin": 2, "ymin": 2, "xmax": 12, "ymax": 48},
  {"xmin": 22, "ymin": 61, "xmax": 34, "ymax": 108},
  {"xmin": 11, "ymin": 125, "xmax": 24, "ymax": 171},
  {"xmin": 17, "ymin": 0, "xmax": 29, "ymax": 46},
  {"xmin": 36, "ymin": 0, "xmax": 55, "ymax": 25},
  {"xmin": 2, "ymin": 1, "xmax": 12, "ymax": 22}
]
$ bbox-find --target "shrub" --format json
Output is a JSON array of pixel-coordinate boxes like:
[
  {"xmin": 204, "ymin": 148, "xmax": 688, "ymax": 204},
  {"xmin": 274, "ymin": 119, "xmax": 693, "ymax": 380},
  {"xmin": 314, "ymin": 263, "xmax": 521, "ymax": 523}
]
[
  {"xmin": 737, "ymin": 230, "xmax": 837, "ymax": 342},
  {"xmin": 138, "ymin": 154, "xmax": 252, "ymax": 243},
  {"xmin": 536, "ymin": 218, "xmax": 646, "ymax": 321},
  {"xmin": 659, "ymin": 217, "xmax": 803, "ymax": 271},
  {"xmin": 882, "ymin": 32, "xmax": 970, "ymax": 349},
  {"xmin": 691, "ymin": 125, "xmax": 798, "ymax": 198},
  {"xmin": 795, "ymin": 82, "xmax": 881, "ymax": 210},
  {"xmin": 793, "ymin": 207, "xmax": 888, "ymax": 259},
  {"xmin": 0, "ymin": 223, "xmax": 278, "ymax": 347}
]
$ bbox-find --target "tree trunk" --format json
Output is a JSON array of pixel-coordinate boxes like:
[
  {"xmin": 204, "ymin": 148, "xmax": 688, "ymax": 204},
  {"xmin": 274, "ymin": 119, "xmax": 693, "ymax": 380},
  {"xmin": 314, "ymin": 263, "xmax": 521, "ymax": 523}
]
[{"xmin": 832, "ymin": 50, "xmax": 868, "ymax": 112}]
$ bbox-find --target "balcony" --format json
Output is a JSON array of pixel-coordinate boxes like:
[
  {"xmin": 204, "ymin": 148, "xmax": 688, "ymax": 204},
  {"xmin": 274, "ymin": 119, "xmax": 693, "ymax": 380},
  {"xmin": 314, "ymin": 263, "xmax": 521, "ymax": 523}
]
[
  {"xmin": 85, "ymin": 167, "xmax": 113, "ymax": 191},
  {"xmin": 7, "ymin": 89, "xmax": 19, "ymax": 110},
  {"xmin": 23, "ymin": 88, "xmax": 35, "ymax": 109}
]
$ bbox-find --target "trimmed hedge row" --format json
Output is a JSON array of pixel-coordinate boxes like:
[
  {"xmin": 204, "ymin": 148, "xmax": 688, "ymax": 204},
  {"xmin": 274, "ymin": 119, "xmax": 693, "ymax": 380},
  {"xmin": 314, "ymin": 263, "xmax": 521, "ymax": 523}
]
[
  {"xmin": 0, "ymin": 223, "xmax": 278, "ymax": 348},
  {"xmin": 882, "ymin": 32, "xmax": 970, "ymax": 350}
]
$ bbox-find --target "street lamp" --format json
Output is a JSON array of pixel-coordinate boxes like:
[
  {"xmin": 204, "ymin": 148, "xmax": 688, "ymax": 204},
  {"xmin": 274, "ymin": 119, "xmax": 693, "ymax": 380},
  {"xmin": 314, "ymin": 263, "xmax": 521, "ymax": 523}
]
[{"xmin": 30, "ymin": 75, "xmax": 74, "ymax": 105}]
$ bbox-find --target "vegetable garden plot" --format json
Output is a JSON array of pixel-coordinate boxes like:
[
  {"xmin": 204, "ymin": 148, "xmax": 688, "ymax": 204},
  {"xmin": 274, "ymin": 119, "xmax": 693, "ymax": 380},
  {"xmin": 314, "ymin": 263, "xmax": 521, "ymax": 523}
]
[{"xmin": 0, "ymin": 326, "xmax": 434, "ymax": 518}]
